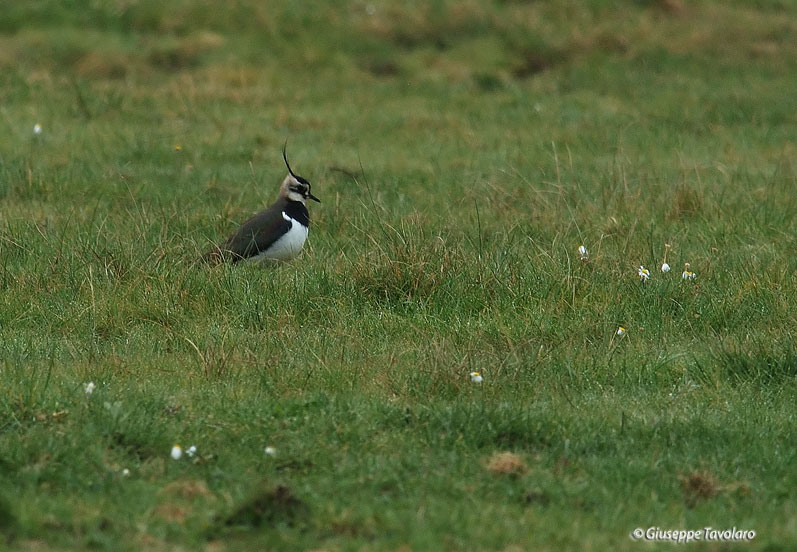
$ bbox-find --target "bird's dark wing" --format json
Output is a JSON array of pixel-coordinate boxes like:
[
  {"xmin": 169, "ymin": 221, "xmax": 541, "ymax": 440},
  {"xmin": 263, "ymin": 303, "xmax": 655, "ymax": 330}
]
[{"xmin": 203, "ymin": 204, "xmax": 290, "ymax": 264}]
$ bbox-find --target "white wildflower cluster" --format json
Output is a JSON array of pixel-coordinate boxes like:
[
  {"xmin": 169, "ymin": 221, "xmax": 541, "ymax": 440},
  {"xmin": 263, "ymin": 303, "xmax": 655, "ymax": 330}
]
[
  {"xmin": 170, "ymin": 444, "xmax": 198, "ymax": 460},
  {"xmin": 575, "ymin": 243, "xmax": 697, "ymax": 284},
  {"xmin": 635, "ymin": 243, "xmax": 696, "ymax": 284},
  {"xmin": 573, "ymin": 243, "xmax": 702, "ymax": 343}
]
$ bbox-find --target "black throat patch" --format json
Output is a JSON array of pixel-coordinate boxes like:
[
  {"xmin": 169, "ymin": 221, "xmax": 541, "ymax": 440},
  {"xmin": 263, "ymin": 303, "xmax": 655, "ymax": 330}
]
[{"xmin": 283, "ymin": 200, "xmax": 310, "ymax": 227}]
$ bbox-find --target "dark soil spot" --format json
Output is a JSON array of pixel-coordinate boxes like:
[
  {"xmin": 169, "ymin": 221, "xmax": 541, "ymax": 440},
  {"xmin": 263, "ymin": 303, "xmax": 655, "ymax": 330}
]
[
  {"xmin": 680, "ymin": 471, "xmax": 719, "ymax": 508},
  {"xmin": 216, "ymin": 483, "xmax": 308, "ymax": 530}
]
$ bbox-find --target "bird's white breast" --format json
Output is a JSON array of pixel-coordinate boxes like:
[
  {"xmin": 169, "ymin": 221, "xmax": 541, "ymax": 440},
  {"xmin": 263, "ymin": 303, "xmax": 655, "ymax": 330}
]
[{"xmin": 252, "ymin": 211, "xmax": 308, "ymax": 261}]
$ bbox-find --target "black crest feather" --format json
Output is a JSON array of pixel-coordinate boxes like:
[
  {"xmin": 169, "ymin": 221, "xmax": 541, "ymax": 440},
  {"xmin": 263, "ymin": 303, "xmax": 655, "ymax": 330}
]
[{"xmin": 282, "ymin": 141, "xmax": 300, "ymax": 180}]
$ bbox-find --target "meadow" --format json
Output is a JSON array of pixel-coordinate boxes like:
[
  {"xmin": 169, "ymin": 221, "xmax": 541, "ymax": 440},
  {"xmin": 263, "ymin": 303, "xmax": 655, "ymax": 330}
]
[{"xmin": 0, "ymin": 1, "xmax": 795, "ymax": 550}]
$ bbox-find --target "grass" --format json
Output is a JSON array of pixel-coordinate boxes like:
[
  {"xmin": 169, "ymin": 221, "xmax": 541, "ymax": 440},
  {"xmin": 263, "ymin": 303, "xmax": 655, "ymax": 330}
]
[{"xmin": 1, "ymin": 0, "xmax": 795, "ymax": 550}]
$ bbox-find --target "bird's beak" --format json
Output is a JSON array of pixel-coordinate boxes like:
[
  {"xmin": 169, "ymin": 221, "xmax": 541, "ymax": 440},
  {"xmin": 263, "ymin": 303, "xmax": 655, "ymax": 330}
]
[{"xmin": 309, "ymin": 193, "xmax": 321, "ymax": 203}]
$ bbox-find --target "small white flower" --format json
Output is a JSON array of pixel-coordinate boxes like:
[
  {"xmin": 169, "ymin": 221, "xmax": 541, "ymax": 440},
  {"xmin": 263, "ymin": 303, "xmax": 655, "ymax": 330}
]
[
  {"xmin": 186, "ymin": 445, "xmax": 197, "ymax": 457},
  {"xmin": 121, "ymin": 468, "xmax": 130, "ymax": 477},
  {"xmin": 662, "ymin": 243, "xmax": 671, "ymax": 269},
  {"xmin": 170, "ymin": 445, "xmax": 182, "ymax": 460},
  {"xmin": 264, "ymin": 446, "xmax": 276, "ymax": 456},
  {"xmin": 682, "ymin": 263, "xmax": 696, "ymax": 280},
  {"xmin": 85, "ymin": 382, "xmax": 96, "ymax": 395},
  {"xmin": 637, "ymin": 265, "xmax": 650, "ymax": 282},
  {"xmin": 469, "ymin": 371, "xmax": 484, "ymax": 383},
  {"xmin": 578, "ymin": 245, "xmax": 588, "ymax": 261},
  {"xmin": 33, "ymin": 123, "xmax": 42, "ymax": 135},
  {"xmin": 616, "ymin": 327, "xmax": 627, "ymax": 337}
]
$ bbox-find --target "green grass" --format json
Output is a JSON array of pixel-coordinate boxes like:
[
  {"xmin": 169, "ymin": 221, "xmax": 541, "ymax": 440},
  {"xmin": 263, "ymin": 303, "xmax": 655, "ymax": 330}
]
[{"xmin": 1, "ymin": 0, "xmax": 795, "ymax": 550}]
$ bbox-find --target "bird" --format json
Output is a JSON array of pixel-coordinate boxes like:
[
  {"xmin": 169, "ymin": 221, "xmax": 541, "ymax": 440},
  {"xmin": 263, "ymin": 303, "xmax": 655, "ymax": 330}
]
[{"xmin": 202, "ymin": 144, "xmax": 320, "ymax": 265}]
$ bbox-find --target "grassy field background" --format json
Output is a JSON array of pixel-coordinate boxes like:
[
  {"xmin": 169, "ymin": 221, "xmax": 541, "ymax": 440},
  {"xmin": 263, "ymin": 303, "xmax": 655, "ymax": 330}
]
[{"xmin": 1, "ymin": 0, "xmax": 795, "ymax": 550}]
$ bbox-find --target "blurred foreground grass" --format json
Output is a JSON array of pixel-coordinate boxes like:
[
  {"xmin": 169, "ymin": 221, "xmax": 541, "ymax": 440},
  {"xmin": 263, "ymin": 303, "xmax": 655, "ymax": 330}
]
[{"xmin": 1, "ymin": 1, "xmax": 795, "ymax": 550}]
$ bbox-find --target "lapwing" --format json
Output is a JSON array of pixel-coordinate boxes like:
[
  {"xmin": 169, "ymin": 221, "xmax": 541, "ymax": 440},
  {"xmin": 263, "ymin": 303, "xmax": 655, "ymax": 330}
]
[{"xmin": 203, "ymin": 145, "xmax": 319, "ymax": 265}]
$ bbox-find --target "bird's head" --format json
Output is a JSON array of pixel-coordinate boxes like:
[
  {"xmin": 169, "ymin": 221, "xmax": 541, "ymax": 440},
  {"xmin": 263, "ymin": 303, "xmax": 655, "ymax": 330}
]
[{"xmin": 280, "ymin": 144, "xmax": 320, "ymax": 204}]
